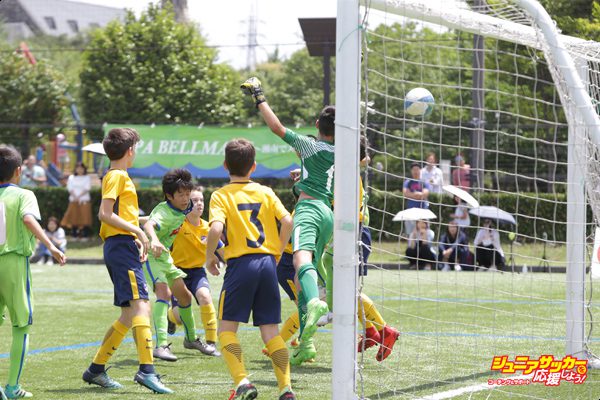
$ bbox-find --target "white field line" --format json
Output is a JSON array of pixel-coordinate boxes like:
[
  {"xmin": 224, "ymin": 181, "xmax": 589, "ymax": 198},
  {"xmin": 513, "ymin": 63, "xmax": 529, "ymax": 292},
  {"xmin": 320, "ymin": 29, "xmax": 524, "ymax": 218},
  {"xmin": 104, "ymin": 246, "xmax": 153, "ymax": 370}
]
[{"xmin": 416, "ymin": 374, "xmax": 533, "ymax": 400}]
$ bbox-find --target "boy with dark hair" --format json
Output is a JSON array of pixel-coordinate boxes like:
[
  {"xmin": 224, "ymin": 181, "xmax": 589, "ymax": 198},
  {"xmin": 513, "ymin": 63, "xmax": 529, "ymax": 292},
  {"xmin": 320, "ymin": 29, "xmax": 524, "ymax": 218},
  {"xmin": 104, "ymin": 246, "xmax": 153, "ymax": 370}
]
[
  {"xmin": 241, "ymin": 77, "xmax": 334, "ymax": 365},
  {"xmin": 82, "ymin": 128, "xmax": 172, "ymax": 394},
  {"xmin": 0, "ymin": 146, "xmax": 66, "ymax": 399},
  {"xmin": 144, "ymin": 169, "xmax": 212, "ymax": 360},
  {"xmin": 169, "ymin": 186, "xmax": 223, "ymax": 357},
  {"xmin": 205, "ymin": 139, "xmax": 295, "ymax": 400}
]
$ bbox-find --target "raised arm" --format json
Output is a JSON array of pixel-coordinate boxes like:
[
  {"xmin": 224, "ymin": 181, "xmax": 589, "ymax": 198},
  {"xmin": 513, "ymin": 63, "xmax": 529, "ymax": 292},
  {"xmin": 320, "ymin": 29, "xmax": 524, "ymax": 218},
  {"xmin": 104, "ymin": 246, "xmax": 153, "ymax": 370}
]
[{"xmin": 241, "ymin": 77, "xmax": 286, "ymax": 138}]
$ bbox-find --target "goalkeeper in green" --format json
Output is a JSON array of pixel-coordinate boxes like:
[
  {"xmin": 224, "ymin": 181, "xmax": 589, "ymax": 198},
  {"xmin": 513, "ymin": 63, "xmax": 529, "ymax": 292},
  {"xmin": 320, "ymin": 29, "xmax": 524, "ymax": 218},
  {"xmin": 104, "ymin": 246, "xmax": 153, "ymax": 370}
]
[{"xmin": 241, "ymin": 77, "xmax": 333, "ymax": 365}]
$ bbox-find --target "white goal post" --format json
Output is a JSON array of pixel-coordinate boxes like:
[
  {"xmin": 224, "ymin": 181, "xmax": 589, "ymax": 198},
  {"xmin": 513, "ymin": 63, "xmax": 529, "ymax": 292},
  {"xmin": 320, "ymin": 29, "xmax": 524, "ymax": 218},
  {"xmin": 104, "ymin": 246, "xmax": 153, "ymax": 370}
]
[{"xmin": 333, "ymin": 0, "xmax": 600, "ymax": 398}]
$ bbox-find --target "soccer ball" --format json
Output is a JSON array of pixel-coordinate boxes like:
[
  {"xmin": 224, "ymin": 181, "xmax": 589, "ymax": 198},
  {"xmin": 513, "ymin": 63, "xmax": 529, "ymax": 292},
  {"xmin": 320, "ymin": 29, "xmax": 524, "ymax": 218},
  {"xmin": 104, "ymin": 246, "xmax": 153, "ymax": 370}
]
[{"xmin": 404, "ymin": 87, "xmax": 435, "ymax": 117}]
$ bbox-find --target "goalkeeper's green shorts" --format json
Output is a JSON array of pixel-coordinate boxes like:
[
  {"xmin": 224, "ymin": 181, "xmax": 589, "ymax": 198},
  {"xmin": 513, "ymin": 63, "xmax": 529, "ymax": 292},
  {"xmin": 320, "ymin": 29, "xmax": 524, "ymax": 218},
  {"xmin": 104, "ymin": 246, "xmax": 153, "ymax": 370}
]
[
  {"xmin": 292, "ymin": 199, "xmax": 334, "ymax": 266},
  {"xmin": 0, "ymin": 253, "xmax": 33, "ymax": 327}
]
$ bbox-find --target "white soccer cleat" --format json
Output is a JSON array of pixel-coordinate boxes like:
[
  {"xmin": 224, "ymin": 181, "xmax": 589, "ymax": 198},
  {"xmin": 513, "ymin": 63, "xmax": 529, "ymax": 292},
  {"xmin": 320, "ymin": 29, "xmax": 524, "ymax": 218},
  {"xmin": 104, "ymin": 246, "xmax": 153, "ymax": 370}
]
[{"xmin": 316, "ymin": 311, "xmax": 333, "ymax": 327}]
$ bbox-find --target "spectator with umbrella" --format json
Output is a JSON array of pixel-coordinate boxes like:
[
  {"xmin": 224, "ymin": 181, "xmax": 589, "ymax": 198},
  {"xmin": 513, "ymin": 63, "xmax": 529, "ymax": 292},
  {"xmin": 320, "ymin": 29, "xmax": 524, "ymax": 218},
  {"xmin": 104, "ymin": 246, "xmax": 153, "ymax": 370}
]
[{"xmin": 469, "ymin": 206, "xmax": 515, "ymax": 271}]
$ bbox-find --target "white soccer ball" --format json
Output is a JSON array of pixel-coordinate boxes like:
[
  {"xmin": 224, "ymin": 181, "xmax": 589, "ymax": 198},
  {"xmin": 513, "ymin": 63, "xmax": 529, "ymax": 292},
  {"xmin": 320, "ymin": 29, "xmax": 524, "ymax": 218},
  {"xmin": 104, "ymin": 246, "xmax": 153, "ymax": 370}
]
[{"xmin": 404, "ymin": 87, "xmax": 435, "ymax": 117}]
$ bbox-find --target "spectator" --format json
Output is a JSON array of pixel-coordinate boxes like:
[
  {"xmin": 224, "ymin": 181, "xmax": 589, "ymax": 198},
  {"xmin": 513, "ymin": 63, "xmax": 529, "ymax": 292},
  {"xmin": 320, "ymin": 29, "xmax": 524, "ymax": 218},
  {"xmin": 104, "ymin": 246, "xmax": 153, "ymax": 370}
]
[
  {"xmin": 474, "ymin": 219, "xmax": 505, "ymax": 271},
  {"xmin": 405, "ymin": 220, "xmax": 437, "ymax": 270},
  {"xmin": 56, "ymin": 133, "xmax": 70, "ymax": 172},
  {"xmin": 61, "ymin": 162, "xmax": 92, "ymax": 238},
  {"xmin": 402, "ymin": 162, "xmax": 431, "ymax": 235},
  {"xmin": 32, "ymin": 217, "xmax": 67, "ymax": 265},
  {"xmin": 420, "ymin": 152, "xmax": 444, "ymax": 194},
  {"xmin": 20, "ymin": 155, "xmax": 47, "ymax": 187},
  {"xmin": 438, "ymin": 221, "xmax": 473, "ymax": 271},
  {"xmin": 452, "ymin": 153, "xmax": 471, "ymax": 191},
  {"xmin": 449, "ymin": 195, "xmax": 470, "ymax": 229}
]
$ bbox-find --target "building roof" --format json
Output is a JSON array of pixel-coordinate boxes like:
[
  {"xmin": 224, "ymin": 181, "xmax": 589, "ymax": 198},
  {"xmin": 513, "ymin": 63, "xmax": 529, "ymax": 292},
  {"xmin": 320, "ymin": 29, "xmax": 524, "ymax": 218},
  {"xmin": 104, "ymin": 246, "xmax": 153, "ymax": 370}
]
[{"xmin": 1, "ymin": 0, "xmax": 126, "ymax": 37}]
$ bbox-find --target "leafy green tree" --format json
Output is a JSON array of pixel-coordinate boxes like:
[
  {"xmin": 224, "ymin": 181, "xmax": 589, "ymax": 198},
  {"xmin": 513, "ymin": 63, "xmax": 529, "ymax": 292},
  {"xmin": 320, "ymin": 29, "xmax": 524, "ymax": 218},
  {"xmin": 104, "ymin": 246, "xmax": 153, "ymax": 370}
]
[
  {"xmin": 80, "ymin": 5, "xmax": 242, "ymax": 125},
  {"xmin": 0, "ymin": 50, "xmax": 68, "ymax": 155},
  {"xmin": 540, "ymin": 0, "xmax": 600, "ymax": 41}
]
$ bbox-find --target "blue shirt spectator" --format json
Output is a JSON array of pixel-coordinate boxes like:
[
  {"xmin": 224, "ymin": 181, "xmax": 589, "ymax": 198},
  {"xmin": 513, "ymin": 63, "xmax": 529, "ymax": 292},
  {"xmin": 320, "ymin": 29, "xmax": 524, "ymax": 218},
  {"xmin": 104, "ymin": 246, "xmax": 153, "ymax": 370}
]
[{"xmin": 403, "ymin": 163, "xmax": 431, "ymax": 209}]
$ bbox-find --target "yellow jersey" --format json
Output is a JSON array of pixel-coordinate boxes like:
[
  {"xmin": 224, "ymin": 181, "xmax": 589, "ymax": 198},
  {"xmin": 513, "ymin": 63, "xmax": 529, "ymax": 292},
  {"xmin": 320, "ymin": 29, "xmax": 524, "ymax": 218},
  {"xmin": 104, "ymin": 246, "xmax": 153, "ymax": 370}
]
[
  {"xmin": 99, "ymin": 169, "xmax": 139, "ymax": 241},
  {"xmin": 209, "ymin": 181, "xmax": 290, "ymax": 260},
  {"xmin": 171, "ymin": 218, "xmax": 212, "ymax": 269}
]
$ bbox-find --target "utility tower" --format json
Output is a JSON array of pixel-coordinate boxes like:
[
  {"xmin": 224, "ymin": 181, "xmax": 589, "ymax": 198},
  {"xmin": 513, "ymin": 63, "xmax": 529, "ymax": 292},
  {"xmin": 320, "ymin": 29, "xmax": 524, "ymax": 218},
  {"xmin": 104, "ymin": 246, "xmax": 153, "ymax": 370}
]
[{"xmin": 243, "ymin": 1, "xmax": 259, "ymax": 70}]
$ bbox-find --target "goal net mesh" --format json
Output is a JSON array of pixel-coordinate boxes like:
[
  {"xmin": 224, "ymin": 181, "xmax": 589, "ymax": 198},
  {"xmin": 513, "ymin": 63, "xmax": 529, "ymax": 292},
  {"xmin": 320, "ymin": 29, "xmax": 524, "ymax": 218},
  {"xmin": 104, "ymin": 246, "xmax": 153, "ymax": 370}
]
[{"xmin": 353, "ymin": 0, "xmax": 600, "ymax": 398}]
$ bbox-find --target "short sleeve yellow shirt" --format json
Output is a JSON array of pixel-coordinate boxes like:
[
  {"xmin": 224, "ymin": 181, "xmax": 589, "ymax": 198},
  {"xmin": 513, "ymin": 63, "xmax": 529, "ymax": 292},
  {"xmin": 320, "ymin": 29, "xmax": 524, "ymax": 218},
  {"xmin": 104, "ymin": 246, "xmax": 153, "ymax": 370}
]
[{"xmin": 99, "ymin": 169, "xmax": 139, "ymax": 240}]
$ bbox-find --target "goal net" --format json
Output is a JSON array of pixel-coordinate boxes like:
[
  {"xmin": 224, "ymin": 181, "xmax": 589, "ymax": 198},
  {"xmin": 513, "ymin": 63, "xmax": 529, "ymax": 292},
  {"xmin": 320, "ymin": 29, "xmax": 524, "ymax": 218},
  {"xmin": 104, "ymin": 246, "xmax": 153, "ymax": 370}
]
[{"xmin": 337, "ymin": 0, "xmax": 600, "ymax": 398}]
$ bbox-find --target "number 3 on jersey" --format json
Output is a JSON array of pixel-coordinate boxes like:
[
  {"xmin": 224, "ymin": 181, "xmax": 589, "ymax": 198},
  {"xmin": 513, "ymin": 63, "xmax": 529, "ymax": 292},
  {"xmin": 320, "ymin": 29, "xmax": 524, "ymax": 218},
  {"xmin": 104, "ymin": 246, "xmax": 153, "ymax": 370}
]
[{"xmin": 238, "ymin": 203, "xmax": 265, "ymax": 248}]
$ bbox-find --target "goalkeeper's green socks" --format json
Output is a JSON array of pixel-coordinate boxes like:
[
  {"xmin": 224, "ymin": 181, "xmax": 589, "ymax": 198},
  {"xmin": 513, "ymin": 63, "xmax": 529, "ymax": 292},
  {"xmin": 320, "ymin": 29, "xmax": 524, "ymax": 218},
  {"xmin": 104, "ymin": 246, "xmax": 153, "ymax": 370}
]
[
  {"xmin": 298, "ymin": 263, "xmax": 320, "ymax": 301},
  {"xmin": 297, "ymin": 290, "xmax": 307, "ymax": 337}
]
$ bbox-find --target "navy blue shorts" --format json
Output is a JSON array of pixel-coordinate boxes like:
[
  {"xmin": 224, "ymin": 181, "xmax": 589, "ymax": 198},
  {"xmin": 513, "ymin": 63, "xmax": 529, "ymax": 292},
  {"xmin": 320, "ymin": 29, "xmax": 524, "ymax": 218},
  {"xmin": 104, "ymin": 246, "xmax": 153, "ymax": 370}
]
[
  {"xmin": 276, "ymin": 252, "xmax": 297, "ymax": 301},
  {"xmin": 172, "ymin": 267, "xmax": 210, "ymax": 306},
  {"xmin": 359, "ymin": 226, "xmax": 372, "ymax": 276},
  {"xmin": 218, "ymin": 254, "xmax": 281, "ymax": 326},
  {"xmin": 104, "ymin": 235, "xmax": 149, "ymax": 307}
]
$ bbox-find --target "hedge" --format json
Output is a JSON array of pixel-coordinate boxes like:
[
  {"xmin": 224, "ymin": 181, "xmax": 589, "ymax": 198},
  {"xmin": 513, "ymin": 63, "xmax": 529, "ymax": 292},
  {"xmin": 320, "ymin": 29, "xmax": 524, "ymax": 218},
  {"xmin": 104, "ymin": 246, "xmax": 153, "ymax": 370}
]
[{"xmin": 32, "ymin": 187, "xmax": 579, "ymax": 242}]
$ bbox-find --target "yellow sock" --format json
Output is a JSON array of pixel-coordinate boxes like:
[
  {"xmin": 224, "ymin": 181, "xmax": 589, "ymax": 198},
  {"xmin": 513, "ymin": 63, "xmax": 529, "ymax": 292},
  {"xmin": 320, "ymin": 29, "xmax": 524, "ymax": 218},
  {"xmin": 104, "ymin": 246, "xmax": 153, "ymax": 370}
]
[
  {"xmin": 279, "ymin": 311, "xmax": 299, "ymax": 343},
  {"xmin": 92, "ymin": 320, "xmax": 129, "ymax": 365},
  {"xmin": 200, "ymin": 304, "xmax": 218, "ymax": 343},
  {"xmin": 265, "ymin": 335, "xmax": 291, "ymax": 391},
  {"xmin": 358, "ymin": 293, "xmax": 385, "ymax": 330},
  {"xmin": 168, "ymin": 307, "xmax": 182, "ymax": 326},
  {"xmin": 131, "ymin": 316, "xmax": 153, "ymax": 365},
  {"xmin": 219, "ymin": 331, "xmax": 247, "ymax": 386}
]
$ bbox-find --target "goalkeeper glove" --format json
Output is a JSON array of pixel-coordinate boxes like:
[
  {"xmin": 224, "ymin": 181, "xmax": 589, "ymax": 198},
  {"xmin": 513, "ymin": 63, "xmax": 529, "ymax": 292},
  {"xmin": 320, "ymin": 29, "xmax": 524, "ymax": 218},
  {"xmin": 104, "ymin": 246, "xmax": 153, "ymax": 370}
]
[{"xmin": 240, "ymin": 77, "xmax": 266, "ymax": 107}]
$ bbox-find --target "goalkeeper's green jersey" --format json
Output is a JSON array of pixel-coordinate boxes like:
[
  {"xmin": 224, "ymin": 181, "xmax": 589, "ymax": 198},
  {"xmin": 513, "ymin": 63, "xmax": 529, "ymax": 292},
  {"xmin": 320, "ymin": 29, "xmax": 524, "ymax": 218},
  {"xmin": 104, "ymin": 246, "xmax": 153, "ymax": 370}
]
[{"xmin": 282, "ymin": 128, "xmax": 334, "ymax": 205}]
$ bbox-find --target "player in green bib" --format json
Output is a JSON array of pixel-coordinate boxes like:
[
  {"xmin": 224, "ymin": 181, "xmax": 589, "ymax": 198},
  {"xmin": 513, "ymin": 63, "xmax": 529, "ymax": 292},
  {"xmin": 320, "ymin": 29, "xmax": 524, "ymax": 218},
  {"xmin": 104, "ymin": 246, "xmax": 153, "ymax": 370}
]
[
  {"xmin": 143, "ymin": 168, "xmax": 212, "ymax": 362},
  {"xmin": 0, "ymin": 146, "xmax": 66, "ymax": 399},
  {"xmin": 241, "ymin": 77, "xmax": 334, "ymax": 365}
]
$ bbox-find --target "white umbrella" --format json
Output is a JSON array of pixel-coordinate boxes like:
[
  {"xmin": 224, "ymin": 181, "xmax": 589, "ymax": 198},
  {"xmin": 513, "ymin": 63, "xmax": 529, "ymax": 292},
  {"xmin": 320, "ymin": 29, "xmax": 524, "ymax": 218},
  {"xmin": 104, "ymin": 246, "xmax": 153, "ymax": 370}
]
[
  {"xmin": 82, "ymin": 142, "xmax": 105, "ymax": 155},
  {"xmin": 442, "ymin": 185, "xmax": 479, "ymax": 208},
  {"xmin": 469, "ymin": 206, "xmax": 516, "ymax": 225},
  {"xmin": 393, "ymin": 208, "xmax": 437, "ymax": 222}
]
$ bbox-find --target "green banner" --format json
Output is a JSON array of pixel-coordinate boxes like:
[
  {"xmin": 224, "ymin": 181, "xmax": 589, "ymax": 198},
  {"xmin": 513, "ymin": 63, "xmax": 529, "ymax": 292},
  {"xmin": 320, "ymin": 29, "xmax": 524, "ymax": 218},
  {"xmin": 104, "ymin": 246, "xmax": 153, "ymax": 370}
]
[{"xmin": 105, "ymin": 124, "xmax": 314, "ymax": 178}]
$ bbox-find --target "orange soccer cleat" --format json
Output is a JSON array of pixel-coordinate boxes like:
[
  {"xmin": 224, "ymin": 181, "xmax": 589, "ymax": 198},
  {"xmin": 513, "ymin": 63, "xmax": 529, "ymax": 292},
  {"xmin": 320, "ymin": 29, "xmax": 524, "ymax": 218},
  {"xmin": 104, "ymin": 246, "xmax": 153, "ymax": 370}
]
[
  {"xmin": 376, "ymin": 325, "xmax": 400, "ymax": 362},
  {"xmin": 357, "ymin": 326, "xmax": 381, "ymax": 353}
]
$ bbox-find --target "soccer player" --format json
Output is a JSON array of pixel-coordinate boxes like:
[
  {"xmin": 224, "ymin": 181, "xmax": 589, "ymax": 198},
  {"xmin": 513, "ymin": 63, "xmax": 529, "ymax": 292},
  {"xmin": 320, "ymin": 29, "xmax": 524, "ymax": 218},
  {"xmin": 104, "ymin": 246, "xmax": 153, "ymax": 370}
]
[
  {"xmin": 0, "ymin": 146, "xmax": 66, "ymax": 399},
  {"xmin": 321, "ymin": 136, "xmax": 400, "ymax": 361},
  {"xmin": 82, "ymin": 128, "xmax": 172, "ymax": 394},
  {"xmin": 205, "ymin": 139, "xmax": 295, "ymax": 400},
  {"xmin": 241, "ymin": 77, "xmax": 334, "ymax": 365},
  {"xmin": 168, "ymin": 186, "xmax": 223, "ymax": 357},
  {"xmin": 143, "ymin": 169, "xmax": 212, "ymax": 361}
]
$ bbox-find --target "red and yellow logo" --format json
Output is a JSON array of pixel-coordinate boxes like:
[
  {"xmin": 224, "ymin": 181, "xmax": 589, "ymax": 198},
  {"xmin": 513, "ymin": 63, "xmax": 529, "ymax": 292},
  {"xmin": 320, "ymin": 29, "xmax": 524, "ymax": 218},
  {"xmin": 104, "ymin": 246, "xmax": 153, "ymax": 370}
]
[{"xmin": 489, "ymin": 355, "xmax": 587, "ymax": 386}]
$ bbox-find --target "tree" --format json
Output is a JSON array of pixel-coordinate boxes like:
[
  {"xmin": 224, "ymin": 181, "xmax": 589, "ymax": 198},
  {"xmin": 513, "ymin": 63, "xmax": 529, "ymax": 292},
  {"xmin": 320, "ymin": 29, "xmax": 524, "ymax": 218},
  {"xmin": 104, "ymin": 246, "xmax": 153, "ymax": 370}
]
[
  {"xmin": 0, "ymin": 49, "xmax": 68, "ymax": 155},
  {"xmin": 540, "ymin": 0, "xmax": 600, "ymax": 41},
  {"xmin": 80, "ymin": 5, "xmax": 243, "ymax": 125}
]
